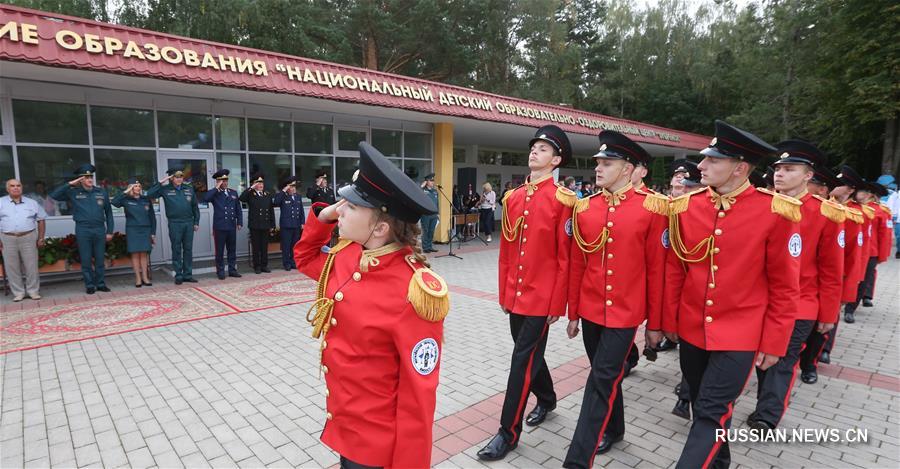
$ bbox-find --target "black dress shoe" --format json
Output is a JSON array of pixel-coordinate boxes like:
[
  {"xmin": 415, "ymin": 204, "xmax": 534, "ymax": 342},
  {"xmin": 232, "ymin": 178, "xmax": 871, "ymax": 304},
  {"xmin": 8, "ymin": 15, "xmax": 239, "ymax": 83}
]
[
  {"xmin": 217, "ymin": 272, "xmax": 226, "ymax": 280},
  {"xmin": 597, "ymin": 433, "xmax": 623, "ymax": 455},
  {"xmin": 97, "ymin": 286, "xmax": 111, "ymax": 292},
  {"xmin": 818, "ymin": 351, "xmax": 831, "ymax": 364},
  {"xmin": 184, "ymin": 278, "xmax": 198, "ymax": 283},
  {"xmin": 525, "ymin": 403, "xmax": 555, "ymax": 426},
  {"xmin": 86, "ymin": 287, "xmax": 96, "ymax": 295},
  {"xmin": 175, "ymin": 279, "xmax": 183, "ymax": 285},
  {"xmin": 135, "ymin": 283, "xmax": 142, "ymax": 288},
  {"xmin": 284, "ymin": 266, "xmax": 293, "ymax": 271},
  {"xmin": 476, "ymin": 433, "xmax": 516, "ymax": 461},
  {"xmin": 671, "ymin": 399, "xmax": 691, "ymax": 420},
  {"xmin": 261, "ymin": 267, "xmax": 271, "ymax": 273},
  {"xmin": 801, "ymin": 370, "xmax": 818, "ymax": 384},
  {"xmin": 142, "ymin": 281, "xmax": 152, "ymax": 287},
  {"xmin": 843, "ymin": 312, "xmax": 855, "ymax": 323},
  {"xmin": 748, "ymin": 417, "xmax": 775, "ymax": 431},
  {"xmin": 862, "ymin": 299, "xmax": 873, "ymax": 307},
  {"xmin": 228, "ymin": 271, "xmax": 242, "ymax": 278}
]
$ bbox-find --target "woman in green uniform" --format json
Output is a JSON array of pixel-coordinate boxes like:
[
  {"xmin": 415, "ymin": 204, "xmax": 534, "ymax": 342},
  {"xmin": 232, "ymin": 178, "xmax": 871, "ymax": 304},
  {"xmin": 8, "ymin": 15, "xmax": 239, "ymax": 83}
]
[{"xmin": 111, "ymin": 177, "xmax": 156, "ymax": 287}]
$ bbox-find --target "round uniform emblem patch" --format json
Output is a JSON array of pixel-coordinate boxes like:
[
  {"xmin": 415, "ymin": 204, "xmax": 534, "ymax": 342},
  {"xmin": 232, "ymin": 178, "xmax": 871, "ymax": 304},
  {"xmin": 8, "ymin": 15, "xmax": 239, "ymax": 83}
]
[
  {"xmin": 411, "ymin": 338, "xmax": 439, "ymax": 376},
  {"xmin": 661, "ymin": 228, "xmax": 671, "ymax": 249},
  {"xmin": 857, "ymin": 232, "xmax": 863, "ymax": 246},
  {"xmin": 837, "ymin": 230, "xmax": 846, "ymax": 248},
  {"xmin": 564, "ymin": 218, "xmax": 573, "ymax": 237},
  {"xmin": 788, "ymin": 233, "xmax": 802, "ymax": 257}
]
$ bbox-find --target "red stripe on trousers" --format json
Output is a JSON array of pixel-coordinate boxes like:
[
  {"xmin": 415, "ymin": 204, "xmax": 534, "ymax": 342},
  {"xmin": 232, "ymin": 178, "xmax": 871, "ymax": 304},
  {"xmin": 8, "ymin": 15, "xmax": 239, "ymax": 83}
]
[
  {"xmin": 777, "ymin": 343, "xmax": 806, "ymax": 425},
  {"xmin": 701, "ymin": 362, "xmax": 755, "ymax": 469},
  {"xmin": 588, "ymin": 329, "xmax": 638, "ymax": 468},
  {"xmin": 508, "ymin": 321, "xmax": 550, "ymax": 443}
]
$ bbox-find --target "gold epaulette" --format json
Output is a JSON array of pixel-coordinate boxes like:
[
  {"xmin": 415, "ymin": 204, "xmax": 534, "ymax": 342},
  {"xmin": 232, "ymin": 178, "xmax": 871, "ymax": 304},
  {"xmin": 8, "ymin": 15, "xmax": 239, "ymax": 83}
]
[
  {"xmin": 812, "ymin": 195, "xmax": 846, "ymax": 224},
  {"xmin": 757, "ymin": 188, "xmax": 802, "ymax": 223},
  {"xmin": 642, "ymin": 191, "xmax": 671, "ymax": 216},
  {"xmin": 574, "ymin": 194, "xmax": 591, "ymax": 214},
  {"xmin": 405, "ymin": 256, "xmax": 449, "ymax": 322},
  {"xmin": 860, "ymin": 203, "xmax": 875, "ymax": 220},
  {"xmin": 878, "ymin": 203, "xmax": 893, "ymax": 217},
  {"xmin": 845, "ymin": 206, "xmax": 864, "ymax": 224},
  {"xmin": 670, "ymin": 188, "xmax": 705, "ymax": 215},
  {"xmin": 555, "ymin": 186, "xmax": 577, "ymax": 208}
]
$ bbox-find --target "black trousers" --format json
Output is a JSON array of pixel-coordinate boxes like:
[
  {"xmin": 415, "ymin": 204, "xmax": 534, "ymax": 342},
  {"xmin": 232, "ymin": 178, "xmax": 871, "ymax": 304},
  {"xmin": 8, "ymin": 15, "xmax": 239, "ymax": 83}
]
[
  {"xmin": 845, "ymin": 256, "xmax": 878, "ymax": 315},
  {"xmin": 339, "ymin": 456, "xmax": 381, "ymax": 469},
  {"xmin": 249, "ymin": 229, "xmax": 269, "ymax": 269},
  {"xmin": 213, "ymin": 229, "xmax": 237, "ymax": 274},
  {"xmin": 754, "ymin": 319, "xmax": 814, "ymax": 427},
  {"xmin": 280, "ymin": 226, "xmax": 301, "ymax": 269},
  {"xmin": 800, "ymin": 326, "xmax": 832, "ymax": 373},
  {"xmin": 564, "ymin": 322, "xmax": 636, "ymax": 469},
  {"xmin": 677, "ymin": 340, "xmax": 755, "ymax": 469},
  {"xmin": 479, "ymin": 208, "xmax": 495, "ymax": 235},
  {"xmin": 498, "ymin": 312, "xmax": 556, "ymax": 444},
  {"xmin": 676, "ymin": 375, "xmax": 691, "ymax": 401}
]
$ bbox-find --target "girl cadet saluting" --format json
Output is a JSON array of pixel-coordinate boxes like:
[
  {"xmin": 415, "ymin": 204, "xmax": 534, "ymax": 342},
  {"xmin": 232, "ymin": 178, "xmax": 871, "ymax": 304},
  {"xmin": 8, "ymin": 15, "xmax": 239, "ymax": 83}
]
[
  {"xmin": 293, "ymin": 141, "xmax": 449, "ymax": 469},
  {"xmin": 111, "ymin": 177, "xmax": 156, "ymax": 288}
]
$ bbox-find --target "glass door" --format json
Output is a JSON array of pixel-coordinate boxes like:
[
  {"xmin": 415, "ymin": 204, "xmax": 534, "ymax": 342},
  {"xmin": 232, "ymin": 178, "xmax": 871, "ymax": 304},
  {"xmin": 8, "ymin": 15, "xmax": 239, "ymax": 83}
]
[{"xmin": 157, "ymin": 151, "xmax": 215, "ymax": 261}]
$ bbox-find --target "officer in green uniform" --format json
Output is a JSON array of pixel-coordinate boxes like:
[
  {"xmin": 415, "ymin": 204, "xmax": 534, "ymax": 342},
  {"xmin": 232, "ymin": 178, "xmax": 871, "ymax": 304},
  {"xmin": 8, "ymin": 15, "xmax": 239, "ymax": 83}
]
[
  {"xmin": 146, "ymin": 167, "xmax": 200, "ymax": 284},
  {"xmin": 50, "ymin": 164, "xmax": 115, "ymax": 294}
]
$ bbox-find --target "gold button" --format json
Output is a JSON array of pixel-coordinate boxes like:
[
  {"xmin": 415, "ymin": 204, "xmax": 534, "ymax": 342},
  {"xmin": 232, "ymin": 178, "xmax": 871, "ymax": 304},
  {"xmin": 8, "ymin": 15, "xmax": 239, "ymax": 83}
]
[
  {"xmin": 608, "ymin": 238, "xmax": 614, "ymax": 243},
  {"xmin": 520, "ymin": 251, "xmax": 525, "ymax": 256},
  {"xmin": 708, "ymin": 283, "xmax": 716, "ymax": 289},
  {"xmin": 523, "ymin": 224, "xmax": 529, "ymax": 229},
  {"xmin": 322, "ymin": 365, "xmax": 329, "ymax": 374},
  {"xmin": 522, "ymin": 238, "xmax": 527, "ymax": 243},
  {"xmin": 352, "ymin": 272, "xmax": 361, "ymax": 281},
  {"xmin": 712, "ymin": 265, "xmax": 719, "ymax": 271},
  {"xmin": 714, "ymin": 229, "xmax": 723, "ymax": 235},
  {"xmin": 518, "ymin": 278, "xmax": 523, "ymax": 283},
  {"xmin": 526, "ymin": 197, "xmax": 531, "ymax": 202},
  {"xmin": 609, "ymin": 207, "xmax": 615, "ymax": 212},
  {"xmin": 607, "ymin": 253, "xmax": 613, "ymax": 259},
  {"xmin": 326, "ymin": 412, "xmax": 333, "ymax": 420},
  {"xmin": 606, "ymin": 270, "xmax": 613, "ymax": 275},
  {"xmin": 324, "ymin": 388, "xmax": 330, "ymax": 397},
  {"xmin": 518, "ymin": 265, "xmax": 523, "ymax": 270},
  {"xmin": 706, "ymin": 300, "xmax": 713, "ymax": 306},
  {"xmin": 718, "ymin": 212, "xmax": 725, "ymax": 218},
  {"xmin": 606, "ymin": 285, "xmax": 612, "ymax": 291},
  {"xmin": 606, "ymin": 300, "xmax": 613, "ymax": 306},
  {"xmin": 606, "ymin": 221, "xmax": 614, "ymax": 228},
  {"xmin": 713, "ymin": 247, "xmax": 720, "ymax": 254},
  {"xmin": 705, "ymin": 316, "xmax": 713, "ymax": 323},
  {"xmin": 330, "ymin": 318, "xmax": 337, "ymax": 326},
  {"xmin": 516, "ymin": 291, "xmax": 522, "ymax": 297},
  {"xmin": 524, "ymin": 210, "xmax": 529, "ymax": 216},
  {"xmin": 335, "ymin": 292, "xmax": 344, "ymax": 301}
]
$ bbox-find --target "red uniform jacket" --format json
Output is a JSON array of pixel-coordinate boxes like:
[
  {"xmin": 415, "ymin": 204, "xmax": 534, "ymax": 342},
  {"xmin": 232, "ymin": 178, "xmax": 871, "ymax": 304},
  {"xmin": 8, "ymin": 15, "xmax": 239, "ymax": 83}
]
[
  {"xmin": 870, "ymin": 202, "xmax": 893, "ymax": 262},
  {"xmin": 794, "ymin": 194, "xmax": 844, "ymax": 324},
  {"xmin": 839, "ymin": 202, "xmax": 865, "ymax": 303},
  {"xmin": 294, "ymin": 207, "xmax": 445, "ymax": 468},
  {"xmin": 567, "ymin": 185, "xmax": 667, "ymax": 328},
  {"xmin": 662, "ymin": 184, "xmax": 800, "ymax": 356},
  {"xmin": 499, "ymin": 174, "xmax": 573, "ymax": 316}
]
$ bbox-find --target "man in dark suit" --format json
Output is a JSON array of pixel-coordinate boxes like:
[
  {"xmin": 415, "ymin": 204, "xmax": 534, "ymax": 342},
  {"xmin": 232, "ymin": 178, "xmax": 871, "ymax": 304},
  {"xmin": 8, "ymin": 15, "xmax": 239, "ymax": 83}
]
[
  {"xmin": 240, "ymin": 173, "xmax": 275, "ymax": 274},
  {"xmin": 306, "ymin": 170, "xmax": 336, "ymax": 204},
  {"xmin": 203, "ymin": 169, "xmax": 243, "ymax": 279}
]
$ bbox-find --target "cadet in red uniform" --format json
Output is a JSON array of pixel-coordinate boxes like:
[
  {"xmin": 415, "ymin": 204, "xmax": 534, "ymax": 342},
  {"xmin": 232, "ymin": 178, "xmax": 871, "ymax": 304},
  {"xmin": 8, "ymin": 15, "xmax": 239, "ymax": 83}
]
[
  {"xmin": 562, "ymin": 131, "xmax": 667, "ymax": 467},
  {"xmin": 859, "ymin": 181, "xmax": 892, "ymax": 307},
  {"xmin": 841, "ymin": 168, "xmax": 877, "ymax": 324},
  {"xmin": 663, "ymin": 120, "xmax": 800, "ymax": 469},
  {"xmin": 477, "ymin": 125, "xmax": 575, "ymax": 461},
  {"xmin": 747, "ymin": 140, "xmax": 844, "ymax": 430},
  {"xmin": 798, "ymin": 166, "xmax": 854, "ymax": 384},
  {"xmin": 294, "ymin": 142, "xmax": 448, "ymax": 469}
]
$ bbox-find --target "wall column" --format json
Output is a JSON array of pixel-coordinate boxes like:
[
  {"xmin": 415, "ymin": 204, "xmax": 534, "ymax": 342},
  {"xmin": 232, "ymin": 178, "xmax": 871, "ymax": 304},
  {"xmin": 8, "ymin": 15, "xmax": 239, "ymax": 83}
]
[{"xmin": 433, "ymin": 123, "xmax": 453, "ymax": 243}]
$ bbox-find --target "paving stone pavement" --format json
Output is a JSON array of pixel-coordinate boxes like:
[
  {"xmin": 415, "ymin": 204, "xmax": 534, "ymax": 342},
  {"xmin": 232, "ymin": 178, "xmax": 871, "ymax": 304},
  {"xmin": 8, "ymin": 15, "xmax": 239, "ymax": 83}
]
[{"xmin": 1, "ymin": 241, "xmax": 898, "ymax": 468}]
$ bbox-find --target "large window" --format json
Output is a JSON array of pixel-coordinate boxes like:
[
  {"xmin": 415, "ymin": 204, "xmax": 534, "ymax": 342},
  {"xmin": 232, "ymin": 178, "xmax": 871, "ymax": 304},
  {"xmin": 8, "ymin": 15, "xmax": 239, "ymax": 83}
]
[
  {"xmin": 217, "ymin": 153, "xmax": 247, "ymax": 191},
  {"xmin": 249, "ymin": 154, "xmax": 292, "ymax": 192},
  {"xmin": 248, "ymin": 118, "xmax": 291, "ymax": 153},
  {"xmin": 337, "ymin": 129, "xmax": 367, "ymax": 153},
  {"xmin": 403, "ymin": 160, "xmax": 431, "ymax": 183},
  {"xmin": 13, "ymin": 100, "xmax": 88, "ymax": 144},
  {"xmin": 294, "ymin": 155, "xmax": 332, "ymax": 195},
  {"xmin": 91, "ymin": 106, "xmax": 155, "ymax": 147},
  {"xmin": 0, "ymin": 146, "xmax": 13, "ymax": 197},
  {"xmin": 334, "ymin": 157, "xmax": 359, "ymax": 192},
  {"xmin": 17, "ymin": 147, "xmax": 91, "ymax": 216},
  {"xmin": 372, "ymin": 129, "xmax": 401, "ymax": 157},
  {"xmin": 157, "ymin": 111, "xmax": 212, "ymax": 149},
  {"xmin": 404, "ymin": 132, "xmax": 431, "ymax": 158},
  {"xmin": 295, "ymin": 123, "xmax": 332, "ymax": 154},
  {"xmin": 215, "ymin": 116, "xmax": 245, "ymax": 151},
  {"xmin": 93, "ymin": 149, "xmax": 157, "ymax": 203}
]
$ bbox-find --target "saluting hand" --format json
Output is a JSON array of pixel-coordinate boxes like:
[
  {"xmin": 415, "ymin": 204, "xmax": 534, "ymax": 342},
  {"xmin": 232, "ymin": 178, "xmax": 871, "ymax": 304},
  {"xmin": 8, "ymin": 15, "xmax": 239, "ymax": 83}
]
[
  {"xmin": 68, "ymin": 176, "xmax": 85, "ymax": 186},
  {"xmin": 317, "ymin": 199, "xmax": 346, "ymax": 223},
  {"xmin": 160, "ymin": 175, "xmax": 173, "ymax": 185}
]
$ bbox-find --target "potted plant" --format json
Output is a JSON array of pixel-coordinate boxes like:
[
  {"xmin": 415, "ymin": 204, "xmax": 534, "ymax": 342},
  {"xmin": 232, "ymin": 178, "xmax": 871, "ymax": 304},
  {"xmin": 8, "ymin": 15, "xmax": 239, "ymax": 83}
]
[
  {"xmin": 38, "ymin": 236, "xmax": 70, "ymax": 272},
  {"xmin": 105, "ymin": 232, "xmax": 129, "ymax": 267}
]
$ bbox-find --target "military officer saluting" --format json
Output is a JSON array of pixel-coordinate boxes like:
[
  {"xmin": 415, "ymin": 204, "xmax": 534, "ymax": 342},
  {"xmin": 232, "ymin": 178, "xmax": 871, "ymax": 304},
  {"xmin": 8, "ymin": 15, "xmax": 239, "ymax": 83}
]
[
  {"xmin": 203, "ymin": 169, "xmax": 243, "ymax": 280},
  {"xmin": 478, "ymin": 125, "xmax": 575, "ymax": 462},
  {"xmin": 240, "ymin": 173, "xmax": 276, "ymax": 274},
  {"xmin": 563, "ymin": 131, "xmax": 668, "ymax": 467},
  {"xmin": 306, "ymin": 169, "xmax": 336, "ymax": 204},
  {"xmin": 663, "ymin": 120, "xmax": 801, "ymax": 468},
  {"xmin": 50, "ymin": 164, "xmax": 115, "ymax": 294},
  {"xmin": 273, "ymin": 175, "xmax": 305, "ymax": 271},
  {"xmin": 748, "ymin": 140, "xmax": 845, "ymax": 431},
  {"xmin": 294, "ymin": 142, "xmax": 447, "ymax": 468},
  {"xmin": 147, "ymin": 167, "xmax": 201, "ymax": 284}
]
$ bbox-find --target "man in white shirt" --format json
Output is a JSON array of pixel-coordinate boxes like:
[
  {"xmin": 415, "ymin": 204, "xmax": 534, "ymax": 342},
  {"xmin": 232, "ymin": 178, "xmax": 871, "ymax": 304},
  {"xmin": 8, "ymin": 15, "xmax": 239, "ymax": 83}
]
[{"xmin": 0, "ymin": 179, "xmax": 48, "ymax": 301}]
